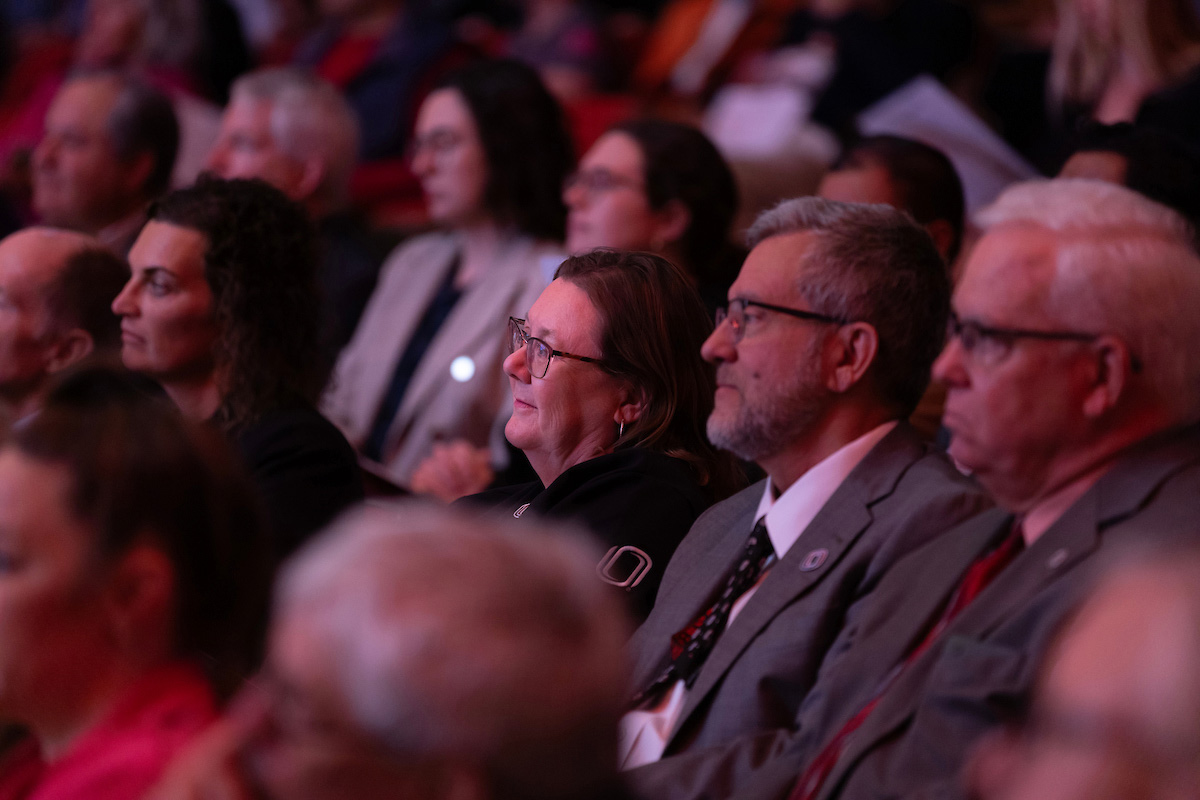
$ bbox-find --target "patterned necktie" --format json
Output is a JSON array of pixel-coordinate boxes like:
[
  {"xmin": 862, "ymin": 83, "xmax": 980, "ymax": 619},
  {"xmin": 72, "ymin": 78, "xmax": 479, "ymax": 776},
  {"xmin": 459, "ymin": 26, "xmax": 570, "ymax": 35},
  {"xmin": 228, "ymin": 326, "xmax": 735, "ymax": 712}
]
[{"xmin": 631, "ymin": 519, "xmax": 775, "ymax": 706}]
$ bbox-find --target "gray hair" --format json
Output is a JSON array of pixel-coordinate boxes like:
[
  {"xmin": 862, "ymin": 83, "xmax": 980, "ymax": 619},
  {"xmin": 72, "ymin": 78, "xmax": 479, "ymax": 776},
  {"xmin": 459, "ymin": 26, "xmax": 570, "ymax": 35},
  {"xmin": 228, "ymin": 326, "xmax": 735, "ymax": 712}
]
[
  {"xmin": 230, "ymin": 68, "xmax": 360, "ymax": 211},
  {"xmin": 746, "ymin": 196, "xmax": 951, "ymax": 416},
  {"xmin": 976, "ymin": 178, "xmax": 1200, "ymax": 423},
  {"xmin": 276, "ymin": 503, "xmax": 631, "ymax": 800}
]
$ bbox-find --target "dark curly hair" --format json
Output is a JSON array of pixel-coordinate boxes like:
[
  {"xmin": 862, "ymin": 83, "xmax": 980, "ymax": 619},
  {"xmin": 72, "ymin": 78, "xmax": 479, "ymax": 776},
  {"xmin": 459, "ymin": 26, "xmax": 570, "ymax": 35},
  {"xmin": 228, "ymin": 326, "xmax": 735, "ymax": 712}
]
[
  {"xmin": 149, "ymin": 175, "xmax": 325, "ymax": 430},
  {"xmin": 555, "ymin": 250, "xmax": 744, "ymax": 502},
  {"xmin": 611, "ymin": 119, "xmax": 740, "ymax": 290},
  {"xmin": 436, "ymin": 59, "xmax": 573, "ymax": 241}
]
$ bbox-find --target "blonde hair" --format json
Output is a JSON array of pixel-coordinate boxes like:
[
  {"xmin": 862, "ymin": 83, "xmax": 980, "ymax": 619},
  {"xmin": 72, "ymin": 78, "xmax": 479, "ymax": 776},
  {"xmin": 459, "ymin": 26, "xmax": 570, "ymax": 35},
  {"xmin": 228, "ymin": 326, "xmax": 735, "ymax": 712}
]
[{"xmin": 1049, "ymin": 0, "xmax": 1200, "ymax": 106}]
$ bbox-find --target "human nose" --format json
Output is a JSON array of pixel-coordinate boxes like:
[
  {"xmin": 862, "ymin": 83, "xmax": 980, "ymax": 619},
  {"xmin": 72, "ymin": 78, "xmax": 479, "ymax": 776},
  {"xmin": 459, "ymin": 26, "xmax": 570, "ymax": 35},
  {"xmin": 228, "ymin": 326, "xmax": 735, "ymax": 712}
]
[
  {"xmin": 932, "ymin": 334, "xmax": 969, "ymax": 387},
  {"xmin": 504, "ymin": 345, "xmax": 531, "ymax": 383},
  {"xmin": 701, "ymin": 317, "xmax": 736, "ymax": 364},
  {"xmin": 206, "ymin": 139, "xmax": 230, "ymax": 176},
  {"xmin": 111, "ymin": 277, "xmax": 138, "ymax": 317},
  {"xmin": 563, "ymin": 175, "xmax": 587, "ymax": 208},
  {"xmin": 32, "ymin": 134, "xmax": 57, "ymax": 170},
  {"xmin": 410, "ymin": 141, "xmax": 435, "ymax": 178}
]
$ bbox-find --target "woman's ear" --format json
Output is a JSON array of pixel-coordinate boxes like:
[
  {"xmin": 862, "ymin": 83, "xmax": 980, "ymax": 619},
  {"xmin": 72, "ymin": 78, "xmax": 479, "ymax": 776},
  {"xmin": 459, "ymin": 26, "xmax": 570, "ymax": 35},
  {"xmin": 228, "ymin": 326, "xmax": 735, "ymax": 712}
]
[
  {"xmin": 102, "ymin": 542, "xmax": 176, "ymax": 657},
  {"xmin": 614, "ymin": 383, "xmax": 648, "ymax": 426},
  {"xmin": 650, "ymin": 200, "xmax": 691, "ymax": 251}
]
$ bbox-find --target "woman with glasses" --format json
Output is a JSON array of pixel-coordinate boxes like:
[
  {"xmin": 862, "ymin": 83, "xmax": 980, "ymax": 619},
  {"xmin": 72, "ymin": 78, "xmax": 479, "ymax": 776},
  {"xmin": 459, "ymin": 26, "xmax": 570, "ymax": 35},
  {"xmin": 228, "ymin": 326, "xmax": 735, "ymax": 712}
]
[
  {"xmin": 564, "ymin": 119, "xmax": 743, "ymax": 314},
  {"xmin": 461, "ymin": 250, "xmax": 744, "ymax": 620},
  {"xmin": 323, "ymin": 59, "xmax": 573, "ymax": 491}
]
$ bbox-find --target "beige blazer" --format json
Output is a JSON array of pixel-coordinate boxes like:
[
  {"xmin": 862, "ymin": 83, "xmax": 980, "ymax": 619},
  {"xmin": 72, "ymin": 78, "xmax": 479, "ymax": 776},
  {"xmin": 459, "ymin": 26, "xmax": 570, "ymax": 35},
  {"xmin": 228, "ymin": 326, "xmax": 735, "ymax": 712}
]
[{"xmin": 322, "ymin": 231, "xmax": 559, "ymax": 486}]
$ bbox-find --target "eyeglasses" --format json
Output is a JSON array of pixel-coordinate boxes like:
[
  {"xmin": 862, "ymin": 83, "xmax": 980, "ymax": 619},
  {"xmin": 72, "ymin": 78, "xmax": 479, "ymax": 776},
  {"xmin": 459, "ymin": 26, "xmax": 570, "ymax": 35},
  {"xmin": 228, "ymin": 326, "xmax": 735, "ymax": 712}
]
[
  {"xmin": 508, "ymin": 317, "xmax": 608, "ymax": 379},
  {"xmin": 562, "ymin": 168, "xmax": 644, "ymax": 196},
  {"xmin": 946, "ymin": 310, "xmax": 1104, "ymax": 367},
  {"xmin": 714, "ymin": 298, "xmax": 847, "ymax": 343},
  {"xmin": 407, "ymin": 128, "xmax": 464, "ymax": 162}
]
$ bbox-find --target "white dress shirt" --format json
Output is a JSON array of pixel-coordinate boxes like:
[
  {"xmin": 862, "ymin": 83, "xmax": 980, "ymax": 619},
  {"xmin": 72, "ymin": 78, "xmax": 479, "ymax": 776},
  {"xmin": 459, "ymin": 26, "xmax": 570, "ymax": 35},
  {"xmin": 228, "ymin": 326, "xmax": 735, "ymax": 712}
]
[{"xmin": 618, "ymin": 421, "xmax": 897, "ymax": 768}]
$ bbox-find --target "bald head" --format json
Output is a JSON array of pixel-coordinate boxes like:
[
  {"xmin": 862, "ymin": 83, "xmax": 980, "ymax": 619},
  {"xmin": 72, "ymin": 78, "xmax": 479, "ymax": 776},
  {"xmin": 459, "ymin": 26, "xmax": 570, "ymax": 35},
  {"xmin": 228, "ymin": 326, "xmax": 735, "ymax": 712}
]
[{"xmin": 0, "ymin": 228, "xmax": 128, "ymax": 417}]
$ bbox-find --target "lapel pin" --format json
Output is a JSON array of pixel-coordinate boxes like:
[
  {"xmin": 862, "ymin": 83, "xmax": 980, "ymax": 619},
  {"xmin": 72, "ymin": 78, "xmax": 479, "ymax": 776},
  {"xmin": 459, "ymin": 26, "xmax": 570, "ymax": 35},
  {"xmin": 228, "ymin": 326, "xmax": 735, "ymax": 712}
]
[
  {"xmin": 1047, "ymin": 548, "xmax": 1069, "ymax": 570},
  {"xmin": 800, "ymin": 548, "xmax": 828, "ymax": 572},
  {"xmin": 450, "ymin": 355, "xmax": 476, "ymax": 382},
  {"xmin": 513, "ymin": 503, "xmax": 530, "ymax": 518}
]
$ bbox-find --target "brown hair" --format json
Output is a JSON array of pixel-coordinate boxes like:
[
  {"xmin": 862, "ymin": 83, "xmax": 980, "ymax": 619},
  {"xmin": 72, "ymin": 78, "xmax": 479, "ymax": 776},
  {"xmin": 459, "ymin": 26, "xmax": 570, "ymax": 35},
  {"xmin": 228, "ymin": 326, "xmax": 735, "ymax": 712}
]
[
  {"xmin": 11, "ymin": 365, "xmax": 271, "ymax": 698},
  {"xmin": 555, "ymin": 250, "xmax": 743, "ymax": 501}
]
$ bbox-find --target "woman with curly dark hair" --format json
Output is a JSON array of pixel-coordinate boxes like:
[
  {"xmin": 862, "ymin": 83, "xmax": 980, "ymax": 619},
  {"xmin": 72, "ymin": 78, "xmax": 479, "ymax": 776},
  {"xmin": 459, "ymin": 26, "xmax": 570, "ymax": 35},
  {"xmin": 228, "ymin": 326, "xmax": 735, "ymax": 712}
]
[
  {"xmin": 324, "ymin": 59, "xmax": 574, "ymax": 492},
  {"xmin": 112, "ymin": 175, "xmax": 363, "ymax": 559}
]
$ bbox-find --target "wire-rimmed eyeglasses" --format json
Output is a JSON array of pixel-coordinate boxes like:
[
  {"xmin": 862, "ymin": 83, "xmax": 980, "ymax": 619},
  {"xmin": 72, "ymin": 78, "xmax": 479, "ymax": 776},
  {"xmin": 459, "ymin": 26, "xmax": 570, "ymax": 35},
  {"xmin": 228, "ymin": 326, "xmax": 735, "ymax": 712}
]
[
  {"xmin": 507, "ymin": 317, "xmax": 609, "ymax": 379},
  {"xmin": 714, "ymin": 298, "xmax": 847, "ymax": 343}
]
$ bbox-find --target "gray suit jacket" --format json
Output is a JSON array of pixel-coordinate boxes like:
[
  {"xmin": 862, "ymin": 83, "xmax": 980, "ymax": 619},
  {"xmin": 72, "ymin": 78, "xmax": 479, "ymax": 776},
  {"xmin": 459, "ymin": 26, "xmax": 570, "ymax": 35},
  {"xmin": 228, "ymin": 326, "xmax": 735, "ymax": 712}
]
[
  {"xmin": 625, "ymin": 423, "xmax": 992, "ymax": 800},
  {"xmin": 735, "ymin": 424, "xmax": 1200, "ymax": 800},
  {"xmin": 322, "ymin": 232, "xmax": 557, "ymax": 486}
]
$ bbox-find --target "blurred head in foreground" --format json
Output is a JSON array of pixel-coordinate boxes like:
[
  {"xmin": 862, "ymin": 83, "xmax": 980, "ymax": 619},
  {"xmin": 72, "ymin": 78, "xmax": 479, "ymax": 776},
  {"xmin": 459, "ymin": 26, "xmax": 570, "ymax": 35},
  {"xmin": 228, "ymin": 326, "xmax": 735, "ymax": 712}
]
[{"xmin": 228, "ymin": 503, "xmax": 631, "ymax": 800}]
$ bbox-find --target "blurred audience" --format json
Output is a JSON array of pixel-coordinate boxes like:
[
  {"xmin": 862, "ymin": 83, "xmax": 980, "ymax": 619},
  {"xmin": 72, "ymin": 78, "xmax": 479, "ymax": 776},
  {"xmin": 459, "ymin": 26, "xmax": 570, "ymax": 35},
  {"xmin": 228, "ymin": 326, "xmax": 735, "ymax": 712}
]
[
  {"xmin": 565, "ymin": 119, "xmax": 741, "ymax": 313},
  {"xmin": 1058, "ymin": 121, "xmax": 1200, "ymax": 230},
  {"xmin": 324, "ymin": 59, "xmax": 571, "ymax": 490},
  {"xmin": 622, "ymin": 197, "xmax": 987, "ymax": 799},
  {"xmin": 506, "ymin": 0, "xmax": 606, "ymax": 100},
  {"xmin": 207, "ymin": 67, "xmax": 383, "ymax": 354},
  {"xmin": 112, "ymin": 176, "xmax": 363, "ymax": 561},
  {"xmin": 815, "ymin": 134, "xmax": 964, "ymax": 441},
  {"xmin": 0, "ymin": 227, "xmax": 126, "ymax": 425},
  {"xmin": 816, "ymin": 134, "xmax": 964, "ymax": 264},
  {"xmin": 33, "ymin": 71, "xmax": 178, "ymax": 254},
  {"xmin": 970, "ymin": 543, "xmax": 1200, "ymax": 800},
  {"xmin": 460, "ymin": 250, "xmax": 744, "ymax": 619},
  {"xmin": 291, "ymin": 0, "xmax": 465, "ymax": 162},
  {"xmin": 0, "ymin": 365, "xmax": 270, "ymax": 800},
  {"xmin": 728, "ymin": 179, "xmax": 1200, "ymax": 800},
  {"xmin": 149, "ymin": 503, "xmax": 632, "ymax": 800}
]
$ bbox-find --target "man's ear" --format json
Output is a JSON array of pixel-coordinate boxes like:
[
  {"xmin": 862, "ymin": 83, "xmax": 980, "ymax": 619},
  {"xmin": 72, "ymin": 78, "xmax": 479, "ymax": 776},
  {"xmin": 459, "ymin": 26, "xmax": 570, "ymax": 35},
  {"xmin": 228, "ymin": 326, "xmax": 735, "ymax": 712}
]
[
  {"xmin": 1082, "ymin": 335, "xmax": 1135, "ymax": 418},
  {"xmin": 650, "ymin": 200, "xmax": 691, "ymax": 252},
  {"xmin": 45, "ymin": 328, "xmax": 94, "ymax": 374},
  {"xmin": 122, "ymin": 151, "xmax": 157, "ymax": 200},
  {"xmin": 293, "ymin": 157, "xmax": 327, "ymax": 206},
  {"xmin": 825, "ymin": 321, "xmax": 878, "ymax": 394},
  {"xmin": 102, "ymin": 543, "xmax": 176, "ymax": 656}
]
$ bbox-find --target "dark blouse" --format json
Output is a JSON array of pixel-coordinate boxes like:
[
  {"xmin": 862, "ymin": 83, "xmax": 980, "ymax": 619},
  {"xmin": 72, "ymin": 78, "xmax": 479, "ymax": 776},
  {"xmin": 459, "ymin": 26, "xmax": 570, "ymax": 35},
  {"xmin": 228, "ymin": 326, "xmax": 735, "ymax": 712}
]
[{"xmin": 461, "ymin": 448, "xmax": 711, "ymax": 621}]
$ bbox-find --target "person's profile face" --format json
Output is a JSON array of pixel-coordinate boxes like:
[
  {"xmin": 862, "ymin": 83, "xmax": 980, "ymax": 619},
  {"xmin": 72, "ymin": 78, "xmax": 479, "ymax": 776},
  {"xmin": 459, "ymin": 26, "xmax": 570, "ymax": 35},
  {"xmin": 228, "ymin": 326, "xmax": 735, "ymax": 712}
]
[
  {"xmin": 931, "ymin": 224, "xmax": 1095, "ymax": 508},
  {"xmin": 33, "ymin": 78, "xmax": 140, "ymax": 234},
  {"xmin": 410, "ymin": 89, "xmax": 489, "ymax": 228},
  {"xmin": 0, "ymin": 233, "xmax": 67, "ymax": 400},
  {"xmin": 0, "ymin": 448, "xmax": 114, "ymax": 729},
  {"xmin": 503, "ymin": 278, "xmax": 632, "ymax": 477},
  {"xmin": 207, "ymin": 98, "xmax": 308, "ymax": 201},
  {"xmin": 564, "ymin": 132, "xmax": 662, "ymax": 255},
  {"xmin": 112, "ymin": 221, "xmax": 219, "ymax": 386},
  {"xmin": 701, "ymin": 231, "xmax": 835, "ymax": 464}
]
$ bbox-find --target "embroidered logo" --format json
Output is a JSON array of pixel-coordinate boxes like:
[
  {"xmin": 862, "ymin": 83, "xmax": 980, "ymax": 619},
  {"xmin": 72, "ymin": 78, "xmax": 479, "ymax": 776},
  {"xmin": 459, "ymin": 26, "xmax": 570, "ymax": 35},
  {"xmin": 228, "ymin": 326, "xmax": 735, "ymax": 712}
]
[{"xmin": 597, "ymin": 545, "xmax": 653, "ymax": 589}]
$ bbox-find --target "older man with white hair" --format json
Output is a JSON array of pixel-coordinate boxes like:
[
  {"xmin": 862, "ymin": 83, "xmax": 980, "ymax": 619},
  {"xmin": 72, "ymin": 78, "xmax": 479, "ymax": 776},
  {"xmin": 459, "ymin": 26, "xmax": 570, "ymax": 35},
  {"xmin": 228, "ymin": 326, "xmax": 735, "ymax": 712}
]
[
  {"xmin": 726, "ymin": 178, "xmax": 1200, "ymax": 800},
  {"xmin": 208, "ymin": 68, "xmax": 381, "ymax": 351},
  {"xmin": 148, "ymin": 502, "xmax": 634, "ymax": 800}
]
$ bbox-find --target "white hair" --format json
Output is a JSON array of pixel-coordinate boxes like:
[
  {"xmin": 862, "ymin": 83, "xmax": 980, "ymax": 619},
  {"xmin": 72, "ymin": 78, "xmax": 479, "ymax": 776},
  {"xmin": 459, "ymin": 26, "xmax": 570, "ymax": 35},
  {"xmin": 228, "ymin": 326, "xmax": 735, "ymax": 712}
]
[
  {"xmin": 976, "ymin": 178, "xmax": 1200, "ymax": 423},
  {"xmin": 230, "ymin": 68, "xmax": 360, "ymax": 210},
  {"xmin": 276, "ymin": 503, "xmax": 630, "ymax": 800}
]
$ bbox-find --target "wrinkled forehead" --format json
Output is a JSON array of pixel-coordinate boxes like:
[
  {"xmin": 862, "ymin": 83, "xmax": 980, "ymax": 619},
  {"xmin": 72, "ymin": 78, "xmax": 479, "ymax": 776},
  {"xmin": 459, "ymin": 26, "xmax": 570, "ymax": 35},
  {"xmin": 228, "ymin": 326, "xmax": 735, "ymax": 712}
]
[
  {"xmin": 954, "ymin": 223, "xmax": 1059, "ymax": 323},
  {"xmin": 731, "ymin": 231, "xmax": 821, "ymax": 305}
]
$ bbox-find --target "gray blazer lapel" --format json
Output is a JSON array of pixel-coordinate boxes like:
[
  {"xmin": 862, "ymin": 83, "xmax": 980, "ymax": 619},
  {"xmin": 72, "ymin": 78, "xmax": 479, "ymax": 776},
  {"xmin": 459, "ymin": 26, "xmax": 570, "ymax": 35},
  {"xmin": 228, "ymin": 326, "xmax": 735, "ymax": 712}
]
[
  {"xmin": 628, "ymin": 489, "xmax": 762, "ymax": 689},
  {"xmin": 668, "ymin": 426, "xmax": 928, "ymax": 743}
]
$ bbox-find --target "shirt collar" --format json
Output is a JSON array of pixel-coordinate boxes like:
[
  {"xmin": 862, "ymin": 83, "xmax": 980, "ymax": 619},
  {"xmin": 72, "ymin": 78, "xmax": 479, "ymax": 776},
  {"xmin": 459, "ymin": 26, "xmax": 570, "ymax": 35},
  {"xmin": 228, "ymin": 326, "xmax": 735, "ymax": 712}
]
[{"xmin": 753, "ymin": 421, "xmax": 898, "ymax": 558}]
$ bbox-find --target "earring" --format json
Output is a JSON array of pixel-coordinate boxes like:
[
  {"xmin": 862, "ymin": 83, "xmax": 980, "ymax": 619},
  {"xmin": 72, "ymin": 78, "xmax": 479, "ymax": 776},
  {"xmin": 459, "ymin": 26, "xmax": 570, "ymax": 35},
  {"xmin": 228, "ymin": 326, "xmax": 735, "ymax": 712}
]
[{"xmin": 618, "ymin": 420, "xmax": 625, "ymax": 437}]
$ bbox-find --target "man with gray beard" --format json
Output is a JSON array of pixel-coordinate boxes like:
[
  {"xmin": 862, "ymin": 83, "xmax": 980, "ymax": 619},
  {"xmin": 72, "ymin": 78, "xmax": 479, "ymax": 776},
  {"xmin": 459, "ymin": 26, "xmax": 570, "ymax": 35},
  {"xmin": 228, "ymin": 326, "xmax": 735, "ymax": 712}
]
[{"xmin": 619, "ymin": 197, "xmax": 991, "ymax": 800}]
